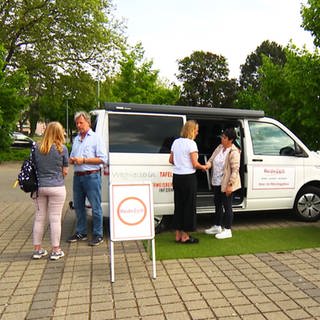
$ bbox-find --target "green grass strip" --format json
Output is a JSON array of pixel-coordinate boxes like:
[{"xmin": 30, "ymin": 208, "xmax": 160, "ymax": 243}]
[{"xmin": 145, "ymin": 226, "xmax": 320, "ymax": 260}]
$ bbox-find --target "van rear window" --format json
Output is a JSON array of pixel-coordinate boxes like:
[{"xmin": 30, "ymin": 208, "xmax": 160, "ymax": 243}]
[{"xmin": 109, "ymin": 113, "xmax": 183, "ymax": 153}]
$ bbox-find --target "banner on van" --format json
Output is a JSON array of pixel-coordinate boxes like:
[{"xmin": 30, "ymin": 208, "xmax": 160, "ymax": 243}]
[{"xmin": 252, "ymin": 166, "xmax": 295, "ymax": 190}]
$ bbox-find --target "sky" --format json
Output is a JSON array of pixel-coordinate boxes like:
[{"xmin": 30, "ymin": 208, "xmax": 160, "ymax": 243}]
[{"xmin": 114, "ymin": 0, "xmax": 315, "ymax": 82}]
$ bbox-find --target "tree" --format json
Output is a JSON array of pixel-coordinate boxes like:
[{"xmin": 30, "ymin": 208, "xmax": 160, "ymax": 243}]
[
  {"xmin": 0, "ymin": 45, "xmax": 30, "ymax": 150},
  {"xmin": 239, "ymin": 40, "xmax": 286, "ymax": 90},
  {"xmin": 37, "ymin": 71, "xmax": 97, "ymax": 137},
  {"xmin": 176, "ymin": 51, "xmax": 238, "ymax": 108},
  {"xmin": 105, "ymin": 44, "xmax": 180, "ymax": 105},
  {"xmin": 1, "ymin": 0, "xmax": 123, "ymax": 73},
  {"xmin": 236, "ymin": 44, "xmax": 320, "ymax": 150},
  {"xmin": 0, "ymin": 0, "xmax": 125, "ymax": 133},
  {"xmin": 279, "ymin": 46, "xmax": 320, "ymax": 149},
  {"xmin": 301, "ymin": 0, "xmax": 320, "ymax": 47}
]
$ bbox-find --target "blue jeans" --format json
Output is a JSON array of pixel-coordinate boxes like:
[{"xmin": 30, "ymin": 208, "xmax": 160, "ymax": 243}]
[{"xmin": 73, "ymin": 172, "xmax": 103, "ymax": 237}]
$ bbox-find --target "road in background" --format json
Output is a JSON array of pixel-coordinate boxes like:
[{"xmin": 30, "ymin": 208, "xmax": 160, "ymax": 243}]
[{"xmin": 0, "ymin": 161, "xmax": 73, "ymax": 203}]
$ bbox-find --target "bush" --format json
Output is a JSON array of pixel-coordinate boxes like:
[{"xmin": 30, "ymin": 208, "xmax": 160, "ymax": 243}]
[
  {"xmin": 0, "ymin": 148, "xmax": 31, "ymax": 163},
  {"xmin": 0, "ymin": 143, "xmax": 72, "ymax": 163}
]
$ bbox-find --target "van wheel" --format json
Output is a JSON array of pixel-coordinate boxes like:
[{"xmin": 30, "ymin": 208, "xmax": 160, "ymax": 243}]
[
  {"xmin": 154, "ymin": 216, "xmax": 164, "ymax": 234},
  {"xmin": 294, "ymin": 186, "xmax": 320, "ymax": 221},
  {"xmin": 154, "ymin": 215, "xmax": 173, "ymax": 234}
]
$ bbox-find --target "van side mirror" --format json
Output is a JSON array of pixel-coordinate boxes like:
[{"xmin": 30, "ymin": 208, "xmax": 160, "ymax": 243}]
[
  {"xmin": 279, "ymin": 146, "xmax": 295, "ymax": 156},
  {"xmin": 280, "ymin": 145, "xmax": 307, "ymax": 157}
]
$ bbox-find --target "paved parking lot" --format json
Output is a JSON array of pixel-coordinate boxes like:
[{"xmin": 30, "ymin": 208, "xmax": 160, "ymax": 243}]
[{"xmin": 0, "ymin": 162, "xmax": 319, "ymax": 319}]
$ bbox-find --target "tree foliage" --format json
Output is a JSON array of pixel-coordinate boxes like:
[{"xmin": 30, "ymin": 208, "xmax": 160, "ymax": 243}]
[
  {"xmin": 105, "ymin": 44, "xmax": 180, "ymax": 105},
  {"xmin": 37, "ymin": 71, "xmax": 97, "ymax": 137},
  {"xmin": 176, "ymin": 51, "xmax": 238, "ymax": 108},
  {"xmin": 239, "ymin": 40, "xmax": 286, "ymax": 90},
  {"xmin": 0, "ymin": 0, "xmax": 123, "ymax": 73},
  {"xmin": 301, "ymin": 0, "xmax": 320, "ymax": 47},
  {"xmin": 0, "ymin": 45, "xmax": 30, "ymax": 150},
  {"xmin": 236, "ymin": 45, "xmax": 320, "ymax": 150},
  {"xmin": 0, "ymin": 0, "xmax": 125, "ymax": 134}
]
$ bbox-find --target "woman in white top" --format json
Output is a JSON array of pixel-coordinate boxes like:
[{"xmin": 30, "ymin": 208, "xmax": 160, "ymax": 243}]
[
  {"xmin": 169, "ymin": 120, "xmax": 206, "ymax": 244},
  {"xmin": 204, "ymin": 128, "xmax": 241, "ymax": 239}
]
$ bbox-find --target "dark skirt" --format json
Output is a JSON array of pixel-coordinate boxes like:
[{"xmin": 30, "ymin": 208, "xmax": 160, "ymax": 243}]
[{"xmin": 172, "ymin": 173, "xmax": 197, "ymax": 232}]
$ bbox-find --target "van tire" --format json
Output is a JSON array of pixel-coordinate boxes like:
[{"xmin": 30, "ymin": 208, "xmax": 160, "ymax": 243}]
[
  {"xmin": 293, "ymin": 186, "xmax": 320, "ymax": 221},
  {"xmin": 154, "ymin": 215, "xmax": 173, "ymax": 234},
  {"xmin": 155, "ymin": 216, "xmax": 164, "ymax": 234}
]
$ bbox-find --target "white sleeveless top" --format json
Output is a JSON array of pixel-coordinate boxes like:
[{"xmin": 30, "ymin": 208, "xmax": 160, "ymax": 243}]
[{"xmin": 171, "ymin": 138, "xmax": 198, "ymax": 175}]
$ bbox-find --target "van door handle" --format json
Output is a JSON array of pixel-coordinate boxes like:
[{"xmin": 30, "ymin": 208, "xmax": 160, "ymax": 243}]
[{"xmin": 252, "ymin": 159, "xmax": 263, "ymax": 162}]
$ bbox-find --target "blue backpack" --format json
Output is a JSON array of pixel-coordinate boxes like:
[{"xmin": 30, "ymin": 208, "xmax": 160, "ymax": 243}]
[{"xmin": 18, "ymin": 142, "xmax": 38, "ymax": 196}]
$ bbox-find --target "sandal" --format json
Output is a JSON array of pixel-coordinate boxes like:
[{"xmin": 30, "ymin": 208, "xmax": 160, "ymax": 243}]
[{"xmin": 181, "ymin": 236, "xmax": 199, "ymax": 244}]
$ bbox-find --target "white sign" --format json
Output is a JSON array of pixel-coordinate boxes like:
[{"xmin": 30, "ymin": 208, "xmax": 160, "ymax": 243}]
[
  {"xmin": 253, "ymin": 166, "xmax": 295, "ymax": 190},
  {"xmin": 109, "ymin": 182, "xmax": 156, "ymax": 282},
  {"xmin": 110, "ymin": 182, "xmax": 155, "ymax": 241}
]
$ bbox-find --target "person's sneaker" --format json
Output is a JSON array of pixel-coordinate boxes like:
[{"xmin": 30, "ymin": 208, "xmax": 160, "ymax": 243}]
[
  {"xmin": 205, "ymin": 225, "xmax": 222, "ymax": 235},
  {"xmin": 67, "ymin": 233, "xmax": 88, "ymax": 243},
  {"xmin": 50, "ymin": 250, "xmax": 65, "ymax": 261},
  {"xmin": 215, "ymin": 229, "xmax": 232, "ymax": 239},
  {"xmin": 32, "ymin": 248, "xmax": 48, "ymax": 259},
  {"xmin": 88, "ymin": 236, "xmax": 104, "ymax": 246}
]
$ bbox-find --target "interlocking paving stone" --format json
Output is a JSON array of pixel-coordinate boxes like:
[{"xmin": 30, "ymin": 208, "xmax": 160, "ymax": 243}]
[
  {"xmin": 115, "ymin": 306, "xmax": 139, "ymax": 318},
  {"xmin": 189, "ymin": 308, "xmax": 215, "ymax": 319},
  {"xmin": 165, "ymin": 311, "xmax": 192, "ymax": 320},
  {"xmin": 139, "ymin": 304, "xmax": 163, "ymax": 316},
  {"xmin": 158, "ymin": 294, "xmax": 182, "ymax": 304},
  {"xmin": 161, "ymin": 301, "xmax": 186, "ymax": 313},
  {"xmin": 91, "ymin": 310, "xmax": 115, "ymax": 320},
  {"xmin": 307, "ymin": 305, "xmax": 320, "ymax": 317},
  {"xmin": 284, "ymin": 307, "xmax": 313, "ymax": 319},
  {"xmin": 213, "ymin": 305, "xmax": 238, "ymax": 318},
  {"xmin": 227, "ymin": 296, "xmax": 252, "ymax": 306}
]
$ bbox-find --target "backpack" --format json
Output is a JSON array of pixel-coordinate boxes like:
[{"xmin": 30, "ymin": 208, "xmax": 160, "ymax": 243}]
[{"xmin": 18, "ymin": 142, "xmax": 38, "ymax": 196}]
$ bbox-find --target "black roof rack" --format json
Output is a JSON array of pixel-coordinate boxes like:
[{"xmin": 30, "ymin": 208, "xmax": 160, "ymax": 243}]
[{"xmin": 103, "ymin": 102, "xmax": 265, "ymax": 119}]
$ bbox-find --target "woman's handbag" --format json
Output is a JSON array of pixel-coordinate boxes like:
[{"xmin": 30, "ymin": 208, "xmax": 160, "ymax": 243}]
[{"xmin": 17, "ymin": 142, "xmax": 38, "ymax": 197}]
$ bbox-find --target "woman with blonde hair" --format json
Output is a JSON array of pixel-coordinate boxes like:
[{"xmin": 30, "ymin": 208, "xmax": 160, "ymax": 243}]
[
  {"xmin": 169, "ymin": 120, "xmax": 206, "ymax": 244},
  {"xmin": 32, "ymin": 122, "xmax": 69, "ymax": 260}
]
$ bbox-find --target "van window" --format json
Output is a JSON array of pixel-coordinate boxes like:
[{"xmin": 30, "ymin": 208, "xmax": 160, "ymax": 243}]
[
  {"xmin": 249, "ymin": 121, "xmax": 295, "ymax": 156},
  {"xmin": 109, "ymin": 113, "xmax": 183, "ymax": 153}
]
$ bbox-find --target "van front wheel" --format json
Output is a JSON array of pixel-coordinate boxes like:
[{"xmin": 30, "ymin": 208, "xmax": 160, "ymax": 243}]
[
  {"xmin": 154, "ymin": 216, "xmax": 164, "ymax": 234},
  {"xmin": 294, "ymin": 186, "xmax": 320, "ymax": 221},
  {"xmin": 154, "ymin": 215, "xmax": 173, "ymax": 234}
]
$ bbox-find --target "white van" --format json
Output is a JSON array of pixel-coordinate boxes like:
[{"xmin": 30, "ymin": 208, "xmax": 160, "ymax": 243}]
[{"xmin": 91, "ymin": 102, "xmax": 320, "ymax": 229}]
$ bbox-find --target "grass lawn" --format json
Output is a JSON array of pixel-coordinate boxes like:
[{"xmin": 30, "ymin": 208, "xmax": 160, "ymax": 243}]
[{"xmin": 146, "ymin": 226, "xmax": 320, "ymax": 260}]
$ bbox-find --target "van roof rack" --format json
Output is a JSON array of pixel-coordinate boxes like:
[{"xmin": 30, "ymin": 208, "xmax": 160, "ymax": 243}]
[{"xmin": 103, "ymin": 102, "xmax": 265, "ymax": 119}]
